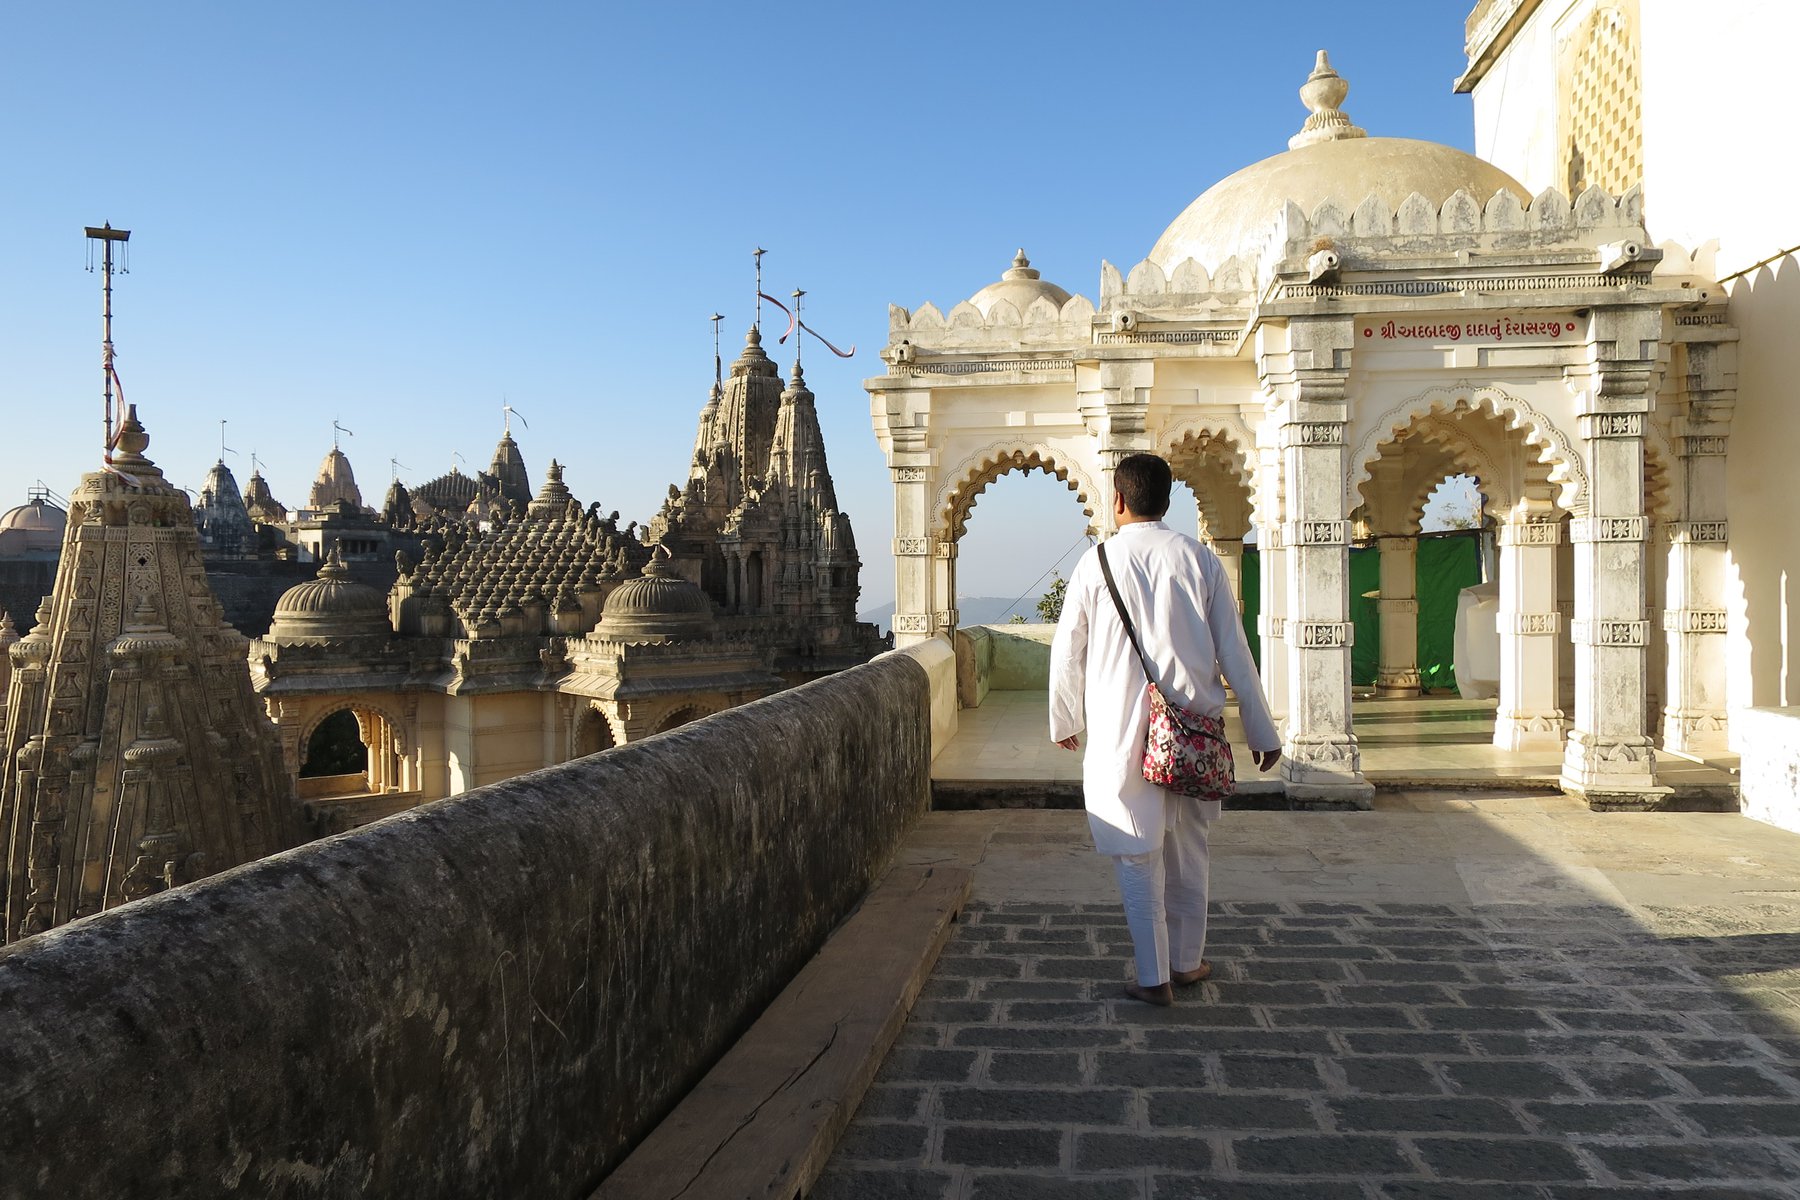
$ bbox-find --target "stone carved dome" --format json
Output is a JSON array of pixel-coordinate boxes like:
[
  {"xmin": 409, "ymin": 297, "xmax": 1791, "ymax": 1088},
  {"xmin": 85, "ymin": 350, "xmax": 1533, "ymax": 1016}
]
[
  {"xmin": 594, "ymin": 546, "xmax": 716, "ymax": 642},
  {"xmin": 267, "ymin": 547, "xmax": 392, "ymax": 643},
  {"xmin": 0, "ymin": 494, "xmax": 67, "ymax": 553},
  {"xmin": 1148, "ymin": 51, "xmax": 1527, "ymax": 273},
  {"xmin": 968, "ymin": 250, "xmax": 1073, "ymax": 318}
]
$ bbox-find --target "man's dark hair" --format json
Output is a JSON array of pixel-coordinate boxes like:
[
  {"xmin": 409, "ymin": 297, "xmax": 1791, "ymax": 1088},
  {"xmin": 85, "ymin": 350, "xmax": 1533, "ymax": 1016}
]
[{"xmin": 1114, "ymin": 453, "xmax": 1173, "ymax": 518}]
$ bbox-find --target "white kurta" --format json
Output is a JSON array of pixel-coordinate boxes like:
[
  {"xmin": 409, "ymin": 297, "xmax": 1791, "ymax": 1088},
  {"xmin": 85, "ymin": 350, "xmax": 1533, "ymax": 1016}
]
[{"xmin": 1048, "ymin": 521, "xmax": 1280, "ymax": 856}]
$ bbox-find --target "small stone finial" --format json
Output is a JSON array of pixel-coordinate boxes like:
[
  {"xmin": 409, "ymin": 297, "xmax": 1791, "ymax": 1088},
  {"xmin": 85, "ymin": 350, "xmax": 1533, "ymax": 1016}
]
[
  {"xmin": 1288, "ymin": 50, "xmax": 1367, "ymax": 150},
  {"xmin": 1002, "ymin": 250, "xmax": 1041, "ymax": 282},
  {"xmin": 112, "ymin": 404, "xmax": 153, "ymax": 464},
  {"xmin": 318, "ymin": 544, "xmax": 349, "ymax": 580},
  {"xmin": 643, "ymin": 543, "xmax": 677, "ymax": 578}
]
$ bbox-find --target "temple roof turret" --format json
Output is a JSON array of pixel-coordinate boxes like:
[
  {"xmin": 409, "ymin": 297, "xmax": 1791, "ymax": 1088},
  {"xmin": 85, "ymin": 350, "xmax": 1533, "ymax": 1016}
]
[
  {"xmin": 0, "ymin": 407, "xmax": 299, "ymax": 941},
  {"xmin": 308, "ymin": 446, "xmax": 364, "ymax": 512},
  {"xmin": 487, "ymin": 432, "xmax": 531, "ymax": 508}
]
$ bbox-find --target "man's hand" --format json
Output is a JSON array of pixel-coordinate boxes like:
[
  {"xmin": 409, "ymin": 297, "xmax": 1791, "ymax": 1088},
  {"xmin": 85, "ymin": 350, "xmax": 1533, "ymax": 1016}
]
[
  {"xmin": 1253, "ymin": 748, "xmax": 1281, "ymax": 773},
  {"xmin": 1054, "ymin": 735, "xmax": 1081, "ymax": 751}
]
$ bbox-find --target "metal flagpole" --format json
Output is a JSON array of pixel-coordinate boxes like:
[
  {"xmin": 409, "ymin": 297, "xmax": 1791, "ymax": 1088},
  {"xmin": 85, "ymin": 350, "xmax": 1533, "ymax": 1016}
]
[{"xmin": 83, "ymin": 222, "xmax": 131, "ymax": 459}]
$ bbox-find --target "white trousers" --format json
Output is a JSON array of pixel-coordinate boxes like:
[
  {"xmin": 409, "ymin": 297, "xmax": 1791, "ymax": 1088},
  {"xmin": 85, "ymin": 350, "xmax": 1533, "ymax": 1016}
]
[{"xmin": 1111, "ymin": 799, "xmax": 1215, "ymax": 986}]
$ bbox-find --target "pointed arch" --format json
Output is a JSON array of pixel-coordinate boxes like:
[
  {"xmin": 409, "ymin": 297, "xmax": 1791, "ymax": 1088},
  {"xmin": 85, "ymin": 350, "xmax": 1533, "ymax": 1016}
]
[
  {"xmin": 937, "ymin": 443, "xmax": 1100, "ymax": 541},
  {"xmin": 1350, "ymin": 384, "xmax": 1588, "ymax": 515}
]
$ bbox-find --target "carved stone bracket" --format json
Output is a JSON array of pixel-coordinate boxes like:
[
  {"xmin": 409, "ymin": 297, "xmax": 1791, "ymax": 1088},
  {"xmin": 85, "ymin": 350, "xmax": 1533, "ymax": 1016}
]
[
  {"xmin": 1579, "ymin": 412, "xmax": 1644, "ymax": 439},
  {"xmin": 1664, "ymin": 521, "xmax": 1728, "ymax": 543},
  {"xmin": 1280, "ymin": 422, "xmax": 1344, "ymax": 448},
  {"xmin": 1662, "ymin": 608, "xmax": 1728, "ymax": 634},
  {"xmin": 1498, "ymin": 520, "xmax": 1563, "ymax": 546},
  {"xmin": 1291, "ymin": 621, "xmax": 1352, "ymax": 648},
  {"xmin": 1571, "ymin": 619, "xmax": 1647, "ymax": 647},
  {"xmin": 1502, "ymin": 611, "xmax": 1561, "ymax": 635},
  {"xmin": 1569, "ymin": 516, "xmax": 1646, "ymax": 543}
]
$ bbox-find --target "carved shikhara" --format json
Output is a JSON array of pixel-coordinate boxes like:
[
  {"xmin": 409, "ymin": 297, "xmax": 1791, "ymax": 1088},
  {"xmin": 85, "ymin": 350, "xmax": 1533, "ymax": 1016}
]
[
  {"xmin": 1503, "ymin": 612, "xmax": 1561, "ymax": 635},
  {"xmin": 892, "ymin": 614, "xmax": 931, "ymax": 635},
  {"xmin": 1281, "ymin": 422, "xmax": 1345, "ymax": 448},
  {"xmin": 1284, "ymin": 520, "xmax": 1348, "ymax": 546},
  {"xmin": 1570, "ymin": 516, "xmax": 1646, "ymax": 543},
  {"xmin": 1579, "ymin": 412, "xmax": 1643, "ymax": 439},
  {"xmin": 1662, "ymin": 608, "xmax": 1728, "ymax": 634},
  {"xmin": 1664, "ymin": 521, "xmax": 1728, "ymax": 543},
  {"xmin": 1292, "ymin": 621, "xmax": 1352, "ymax": 648},
  {"xmin": 1499, "ymin": 519, "xmax": 1563, "ymax": 546},
  {"xmin": 1571, "ymin": 619, "xmax": 1648, "ymax": 647},
  {"xmin": 893, "ymin": 538, "xmax": 930, "ymax": 557}
]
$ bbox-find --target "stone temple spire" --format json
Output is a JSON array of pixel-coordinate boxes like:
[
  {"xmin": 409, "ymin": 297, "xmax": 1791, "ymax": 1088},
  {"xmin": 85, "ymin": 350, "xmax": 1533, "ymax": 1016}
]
[
  {"xmin": 308, "ymin": 445, "xmax": 363, "ymax": 511},
  {"xmin": 486, "ymin": 430, "xmax": 532, "ymax": 509},
  {"xmin": 0, "ymin": 407, "xmax": 300, "ymax": 942},
  {"xmin": 1288, "ymin": 50, "xmax": 1367, "ymax": 150},
  {"xmin": 194, "ymin": 458, "xmax": 255, "ymax": 557}
]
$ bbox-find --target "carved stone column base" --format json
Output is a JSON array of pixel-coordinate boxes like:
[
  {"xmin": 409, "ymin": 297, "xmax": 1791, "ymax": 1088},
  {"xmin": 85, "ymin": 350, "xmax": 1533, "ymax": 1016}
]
[
  {"xmin": 1661, "ymin": 708, "xmax": 1730, "ymax": 757},
  {"xmin": 1493, "ymin": 709, "xmax": 1565, "ymax": 752},
  {"xmin": 1280, "ymin": 739, "xmax": 1373, "ymax": 810},
  {"xmin": 1374, "ymin": 671, "xmax": 1421, "ymax": 698},
  {"xmin": 1559, "ymin": 729, "xmax": 1667, "ymax": 806}
]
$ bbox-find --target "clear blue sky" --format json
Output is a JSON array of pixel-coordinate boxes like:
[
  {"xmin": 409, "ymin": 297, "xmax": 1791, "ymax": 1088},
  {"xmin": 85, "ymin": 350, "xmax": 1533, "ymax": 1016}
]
[{"xmin": 1, "ymin": 2, "xmax": 1475, "ymax": 609}]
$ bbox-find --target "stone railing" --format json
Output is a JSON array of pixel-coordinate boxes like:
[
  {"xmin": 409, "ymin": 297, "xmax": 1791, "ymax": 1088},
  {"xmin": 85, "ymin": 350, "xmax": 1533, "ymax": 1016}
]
[
  {"xmin": 0, "ymin": 649, "xmax": 936, "ymax": 1200},
  {"xmin": 1739, "ymin": 706, "xmax": 1800, "ymax": 834},
  {"xmin": 955, "ymin": 623, "xmax": 1056, "ymax": 708}
]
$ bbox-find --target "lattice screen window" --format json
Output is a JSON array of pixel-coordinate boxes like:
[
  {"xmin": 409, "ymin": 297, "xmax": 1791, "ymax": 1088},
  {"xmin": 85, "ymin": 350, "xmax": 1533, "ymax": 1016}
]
[{"xmin": 1559, "ymin": 2, "xmax": 1644, "ymax": 197}]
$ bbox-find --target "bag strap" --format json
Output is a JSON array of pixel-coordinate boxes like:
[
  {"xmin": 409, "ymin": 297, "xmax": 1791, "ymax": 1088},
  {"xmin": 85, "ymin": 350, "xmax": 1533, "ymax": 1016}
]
[{"xmin": 1096, "ymin": 542, "xmax": 1162, "ymax": 688}]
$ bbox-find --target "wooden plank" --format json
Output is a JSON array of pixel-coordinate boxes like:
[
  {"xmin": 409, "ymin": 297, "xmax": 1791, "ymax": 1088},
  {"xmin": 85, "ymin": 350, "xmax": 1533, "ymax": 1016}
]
[{"xmin": 593, "ymin": 864, "xmax": 972, "ymax": 1200}]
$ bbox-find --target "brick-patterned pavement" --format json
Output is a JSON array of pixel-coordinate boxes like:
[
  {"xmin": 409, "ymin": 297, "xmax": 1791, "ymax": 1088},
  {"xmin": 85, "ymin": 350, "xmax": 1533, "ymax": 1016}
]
[{"xmin": 815, "ymin": 893, "xmax": 1800, "ymax": 1199}]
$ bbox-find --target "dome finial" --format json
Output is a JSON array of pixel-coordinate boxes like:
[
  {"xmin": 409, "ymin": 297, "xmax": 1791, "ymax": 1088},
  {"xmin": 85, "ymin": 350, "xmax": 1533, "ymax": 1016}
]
[
  {"xmin": 1289, "ymin": 49, "xmax": 1366, "ymax": 150},
  {"xmin": 1002, "ymin": 249, "xmax": 1040, "ymax": 282}
]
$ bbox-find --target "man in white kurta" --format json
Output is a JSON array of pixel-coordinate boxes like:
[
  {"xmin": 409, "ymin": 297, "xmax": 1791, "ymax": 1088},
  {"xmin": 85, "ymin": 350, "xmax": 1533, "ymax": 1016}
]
[{"xmin": 1049, "ymin": 453, "xmax": 1280, "ymax": 1005}]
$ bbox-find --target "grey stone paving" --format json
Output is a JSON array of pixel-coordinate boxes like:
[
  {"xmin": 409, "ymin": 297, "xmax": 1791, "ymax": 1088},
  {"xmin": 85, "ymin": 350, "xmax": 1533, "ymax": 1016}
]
[{"xmin": 816, "ymin": 879, "xmax": 1800, "ymax": 1198}]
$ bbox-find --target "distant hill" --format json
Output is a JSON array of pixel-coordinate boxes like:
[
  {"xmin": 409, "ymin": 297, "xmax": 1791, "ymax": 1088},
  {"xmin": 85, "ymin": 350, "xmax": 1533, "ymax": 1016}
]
[{"xmin": 857, "ymin": 595, "xmax": 1049, "ymax": 635}]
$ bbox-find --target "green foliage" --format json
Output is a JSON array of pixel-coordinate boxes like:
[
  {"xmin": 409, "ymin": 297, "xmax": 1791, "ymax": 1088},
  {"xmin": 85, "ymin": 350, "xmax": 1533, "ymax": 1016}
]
[{"xmin": 1036, "ymin": 574, "xmax": 1067, "ymax": 624}]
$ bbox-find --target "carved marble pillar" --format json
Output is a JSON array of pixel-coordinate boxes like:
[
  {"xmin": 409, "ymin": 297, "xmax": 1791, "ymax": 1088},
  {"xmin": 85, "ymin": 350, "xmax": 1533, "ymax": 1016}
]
[
  {"xmin": 889, "ymin": 461, "xmax": 936, "ymax": 646},
  {"xmin": 1254, "ymin": 431, "xmax": 1289, "ymax": 726},
  {"xmin": 1562, "ymin": 323, "xmax": 1664, "ymax": 804},
  {"xmin": 932, "ymin": 538, "xmax": 958, "ymax": 638},
  {"xmin": 1211, "ymin": 538, "xmax": 1244, "ymax": 612},
  {"xmin": 1494, "ymin": 507, "xmax": 1565, "ymax": 751},
  {"xmin": 1374, "ymin": 537, "xmax": 1420, "ymax": 696},
  {"xmin": 1661, "ymin": 435, "xmax": 1732, "ymax": 755}
]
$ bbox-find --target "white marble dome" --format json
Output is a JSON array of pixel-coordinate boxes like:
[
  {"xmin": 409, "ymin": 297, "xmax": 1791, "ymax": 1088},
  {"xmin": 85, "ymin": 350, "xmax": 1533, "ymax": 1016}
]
[
  {"xmin": 968, "ymin": 250, "xmax": 1072, "ymax": 318},
  {"xmin": 0, "ymin": 496, "xmax": 67, "ymax": 553},
  {"xmin": 1147, "ymin": 52, "xmax": 1527, "ymax": 273}
]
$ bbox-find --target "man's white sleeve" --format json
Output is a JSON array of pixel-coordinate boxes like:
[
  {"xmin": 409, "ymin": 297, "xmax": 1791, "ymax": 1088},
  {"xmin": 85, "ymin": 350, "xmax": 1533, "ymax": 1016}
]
[
  {"xmin": 1207, "ymin": 553, "xmax": 1281, "ymax": 752},
  {"xmin": 1048, "ymin": 559, "xmax": 1091, "ymax": 742}
]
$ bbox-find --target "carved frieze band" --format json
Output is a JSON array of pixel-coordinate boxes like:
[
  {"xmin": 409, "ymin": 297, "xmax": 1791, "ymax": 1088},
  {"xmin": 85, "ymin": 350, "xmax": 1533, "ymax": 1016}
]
[
  {"xmin": 1500, "ymin": 611, "xmax": 1561, "ymax": 635},
  {"xmin": 892, "ymin": 614, "xmax": 931, "ymax": 634},
  {"xmin": 1662, "ymin": 608, "xmax": 1728, "ymax": 634},
  {"xmin": 1291, "ymin": 621, "xmax": 1353, "ymax": 649},
  {"xmin": 1262, "ymin": 616, "xmax": 1287, "ymax": 640},
  {"xmin": 1569, "ymin": 516, "xmax": 1646, "ymax": 543},
  {"xmin": 1280, "ymin": 422, "xmax": 1344, "ymax": 448},
  {"xmin": 934, "ymin": 540, "xmax": 956, "ymax": 559},
  {"xmin": 1680, "ymin": 435, "xmax": 1728, "ymax": 457},
  {"xmin": 1281, "ymin": 273, "xmax": 1637, "ymax": 300},
  {"xmin": 1579, "ymin": 412, "xmax": 1643, "ymax": 439},
  {"xmin": 936, "ymin": 610, "xmax": 957, "ymax": 630},
  {"xmin": 1376, "ymin": 598, "xmax": 1419, "ymax": 614},
  {"xmin": 894, "ymin": 538, "xmax": 930, "ymax": 557},
  {"xmin": 1093, "ymin": 329, "xmax": 1237, "ymax": 346},
  {"xmin": 1664, "ymin": 521, "xmax": 1729, "ymax": 543},
  {"xmin": 1261, "ymin": 525, "xmax": 1285, "ymax": 551},
  {"xmin": 1571, "ymin": 619, "xmax": 1648, "ymax": 647},
  {"xmin": 1498, "ymin": 520, "xmax": 1562, "ymax": 546},
  {"xmin": 894, "ymin": 466, "xmax": 927, "ymax": 483},
  {"xmin": 895, "ymin": 359, "xmax": 1072, "ymax": 377},
  {"xmin": 1283, "ymin": 520, "xmax": 1348, "ymax": 546}
]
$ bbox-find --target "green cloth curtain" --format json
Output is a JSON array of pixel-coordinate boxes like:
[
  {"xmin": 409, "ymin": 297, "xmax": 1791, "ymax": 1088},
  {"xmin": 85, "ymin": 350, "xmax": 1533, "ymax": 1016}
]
[{"xmin": 1233, "ymin": 533, "xmax": 1482, "ymax": 691}]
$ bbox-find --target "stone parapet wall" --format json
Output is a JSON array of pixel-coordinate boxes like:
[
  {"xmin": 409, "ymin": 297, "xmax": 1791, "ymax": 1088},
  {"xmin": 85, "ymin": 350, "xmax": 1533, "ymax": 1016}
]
[
  {"xmin": 1740, "ymin": 706, "xmax": 1800, "ymax": 834},
  {"xmin": 956, "ymin": 624, "xmax": 1056, "ymax": 707},
  {"xmin": 0, "ymin": 652, "xmax": 932, "ymax": 1200}
]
